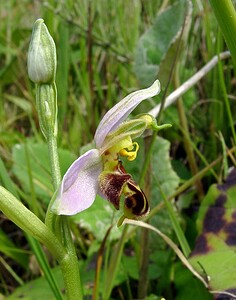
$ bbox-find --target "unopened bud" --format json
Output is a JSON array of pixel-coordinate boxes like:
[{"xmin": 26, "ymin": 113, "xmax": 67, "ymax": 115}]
[{"xmin": 27, "ymin": 19, "xmax": 56, "ymax": 84}]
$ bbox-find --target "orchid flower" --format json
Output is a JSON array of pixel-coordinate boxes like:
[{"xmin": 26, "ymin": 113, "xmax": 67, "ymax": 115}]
[{"xmin": 52, "ymin": 80, "xmax": 170, "ymax": 224}]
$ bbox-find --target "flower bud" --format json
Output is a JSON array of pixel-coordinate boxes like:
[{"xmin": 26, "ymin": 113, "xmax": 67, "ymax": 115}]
[{"xmin": 27, "ymin": 19, "xmax": 56, "ymax": 84}]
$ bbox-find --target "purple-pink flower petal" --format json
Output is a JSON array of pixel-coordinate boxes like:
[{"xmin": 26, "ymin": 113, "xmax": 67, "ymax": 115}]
[
  {"xmin": 94, "ymin": 80, "xmax": 160, "ymax": 148},
  {"xmin": 52, "ymin": 149, "xmax": 102, "ymax": 215}
]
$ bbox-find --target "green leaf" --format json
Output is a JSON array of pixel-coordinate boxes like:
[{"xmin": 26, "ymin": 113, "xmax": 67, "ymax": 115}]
[
  {"xmin": 0, "ymin": 156, "xmax": 19, "ymax": 198},
  {"xmin": 150, "ymin": 136, "xmax": 180, "ymax": 244},
  {"xmin": 121, "ymin": 255, "xmax": 139, "ymax": 280},
  {"xmin": 5, "ymin": 260, "xmax": 96, "ymax": 299},
  {"xmin": 26, "ymin": 235, "xmax": 64, "ymax": 300},
  {"xmin": 174, "ymin": 262, "xmax": 213, "ymax": 300},
  {"xmin": 73, "ymin": 195, "xmax": 122, "ymax": 242},
  {"xmin": 0, "ymin": 229, "xmax": 28, "ymax": 269},
  {"xmin": 146, "ymin": 295, "xmax": 163, "ymax": 300},
  {"xmin": 148, "ymin": 249, "xmax": 172, "ymax": 280},
  {"xmin": 151, "ymin": 136, "xmax": 180, "ymax": 202},
  {"xmin": 190, "ymin": 168, "xmax": 236, "ymax": 297},
  {"xmin": 4, "ymin": 94, "xmax": 32, "ymax": 114},
  {"xmin": 5, "ymin": 267, "xmax": 64, "ymax": 300},
  {"xmin": 127, "ymin": 136, "xmax": 180, "ymax": 204},
  {"xmin": 12, "ymin": 142, "xmax": 76, "ymax": 203},
  {"xmin": 126, "ymin": 136, "xmax": 180, "ymax": 248},
  {"xmin": 134, "ymin": 0, "xmax": 192, "ymax": 87}
]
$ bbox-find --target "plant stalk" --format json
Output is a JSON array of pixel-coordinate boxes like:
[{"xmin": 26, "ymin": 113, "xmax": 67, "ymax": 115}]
[
  {"xmin": 174, "ymin": 69, "xmax": 204, "ymax": 199},
  {"xmin": 46, "ymin": 129, "xmax": 83, "ymax": 299},
  {"xmin": 138, "ymin": 135, "xmax": 152, "ymax": 299},
  {"xmin": 103, "ymin": 225, "xmax": 128, "ymax": 300},
  {"xmin": 39, "ymin": 83, "xmax": 83, "ymax": 298}
]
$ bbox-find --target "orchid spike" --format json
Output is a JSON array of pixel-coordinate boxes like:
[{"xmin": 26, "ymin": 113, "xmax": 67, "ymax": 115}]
[{"xmin": 52, "ymin": 80, "xmax": 171, "ymax": 224}]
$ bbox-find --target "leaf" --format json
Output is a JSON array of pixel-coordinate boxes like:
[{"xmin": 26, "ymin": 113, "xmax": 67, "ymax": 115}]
[
  {"xmin": 6, "ymin": 261, "xmax": 97, "ymax": 299},
  {"xmin": 5, "ymin": 267, "xmax": 64, "ymax": 300},
  {"xmin": 121, "ymin": 254, "xmax": 139, "ymax": 280},
  {"xmin": 124, "ymin": 135, "xmax": 181, "ymax": 257},
  {"xmin": 125, "ymin": 136, "xmax": 180, "ymax": 247},
  {"xmin": 0, "ymin": 156, "xmax": 19, "ymax": 198},
  {"xmin": 190, "ymin": 168, "xmax": 236, "ymax": 298},
  {"xmin": 26, "ymin": 235, "xmax": 64, "ymax": 300},
  {"xmin": 0, "ymin": 229, "xmax": 28, "ymax": 269},
  {"xmin": 146, "ymin": 295, "xmax": 162, "ymax": 300},
  {"xmin": 12, "ymin": 142, "xmax": 76, "ymax": 203},
  {"xmin": 151, "ymin": 136, "xmax": 180, "ymax": 202},
  {"xmin": 174, "ymin": 262, "xmax": 213, "ymax": 300},
  {"xmin": 149, "ymin": 136, "xmax": 180, "ymax": 244},
  {"xmin": 148, "ymin": 249, "xmax": 172, "ymax": 280},
  {"xmin": 73, "ymin": 195, "xmax": 122, "ymax": 242},
  {"xmin": 4, "ymin": 94, "xmax": 32, "ymax": 114},
  {"xmin": 134, "ymin": 0, "xmax": 192, "ymax": 87},
  {"xmin": 126, "ymin": 136, "xmax": 180, "ymax": 205}
]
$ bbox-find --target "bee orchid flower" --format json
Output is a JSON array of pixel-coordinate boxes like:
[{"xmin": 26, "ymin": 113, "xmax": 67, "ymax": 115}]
[{"xmin": 52, "ymin": 80, "xmax": 170, "ymax": 223}]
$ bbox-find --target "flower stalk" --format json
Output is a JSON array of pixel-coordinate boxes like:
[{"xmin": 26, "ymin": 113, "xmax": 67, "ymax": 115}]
[{"xmin": 27, "ymin": 18, "xmax": 83, "ymax": 299}]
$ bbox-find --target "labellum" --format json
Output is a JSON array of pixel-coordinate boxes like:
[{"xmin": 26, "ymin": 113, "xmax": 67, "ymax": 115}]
[
  {"xmin": 99, "ymin": 160, "xmax": 149, "ymax": 224},
  {"xmin": 124, "ymin": 181, "xmax": 150, "ymax": 218}
]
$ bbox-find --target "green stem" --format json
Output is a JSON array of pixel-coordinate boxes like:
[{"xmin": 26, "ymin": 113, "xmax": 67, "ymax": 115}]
[
  {"xmin": 45, "ymin": 131, "xmax": 64, "ymax": 239},
  {"xmin": 209, "ymin": 0, "xmax": 236, "ymax": 67},
  {"xmin": 217, "ymin": 52, "xmax": 236, "ymax": 146},
  {"xmin": 139, "ymin": 135, "xmax": 191, "ymax": 258},
  {"xmin": 0, "ymin": 187, "xmax": 66, "ymax": 262},
  {"xmin": 60, "ymin": 217, "xmax": 83, "ymax": 300},
  {"xmin": 157, "ymin": 181, "xmax": 191, "ymax": 257},
  {"xmin": 0, "ymin": 256, "xmax": 24, "ymax": 286},
  {"xmin": 138, "ymin": 226, "xmax": 149, "ymax": 298},
  {"xmin": 27, "ymin": 235, "xmax": 64, "ymax": 300},
  {"xmin": 138, "ymin": 135, "xmax": 151, "ymax": 299},
  {"xmin": 141, "ymin": 134, "xmax": 191, "ymax": 256},
  {"xmin": 45, "ymin": 128, "xmax": 62, "ymax": 234},
  {"xmin": 139, "ymin": 132, "xmax": 157, "ymax": 186},
  {"xmin": 45, "ymin": 128, "xmax": 83, "ymax": 299},
  {"xmin": 139, "ymin": 0, "xmax": 184, "ymax": 185},
  {"xmin": 174, "ymin": 69, "xmax": 204, "ymax": 199},
  {"xmin": 60, "ymin": 254, "xmax": 83, "ymax": 300},
  {"xmin": 103, "ymin": 226, "xmax": 128, "ymax": 300}
]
